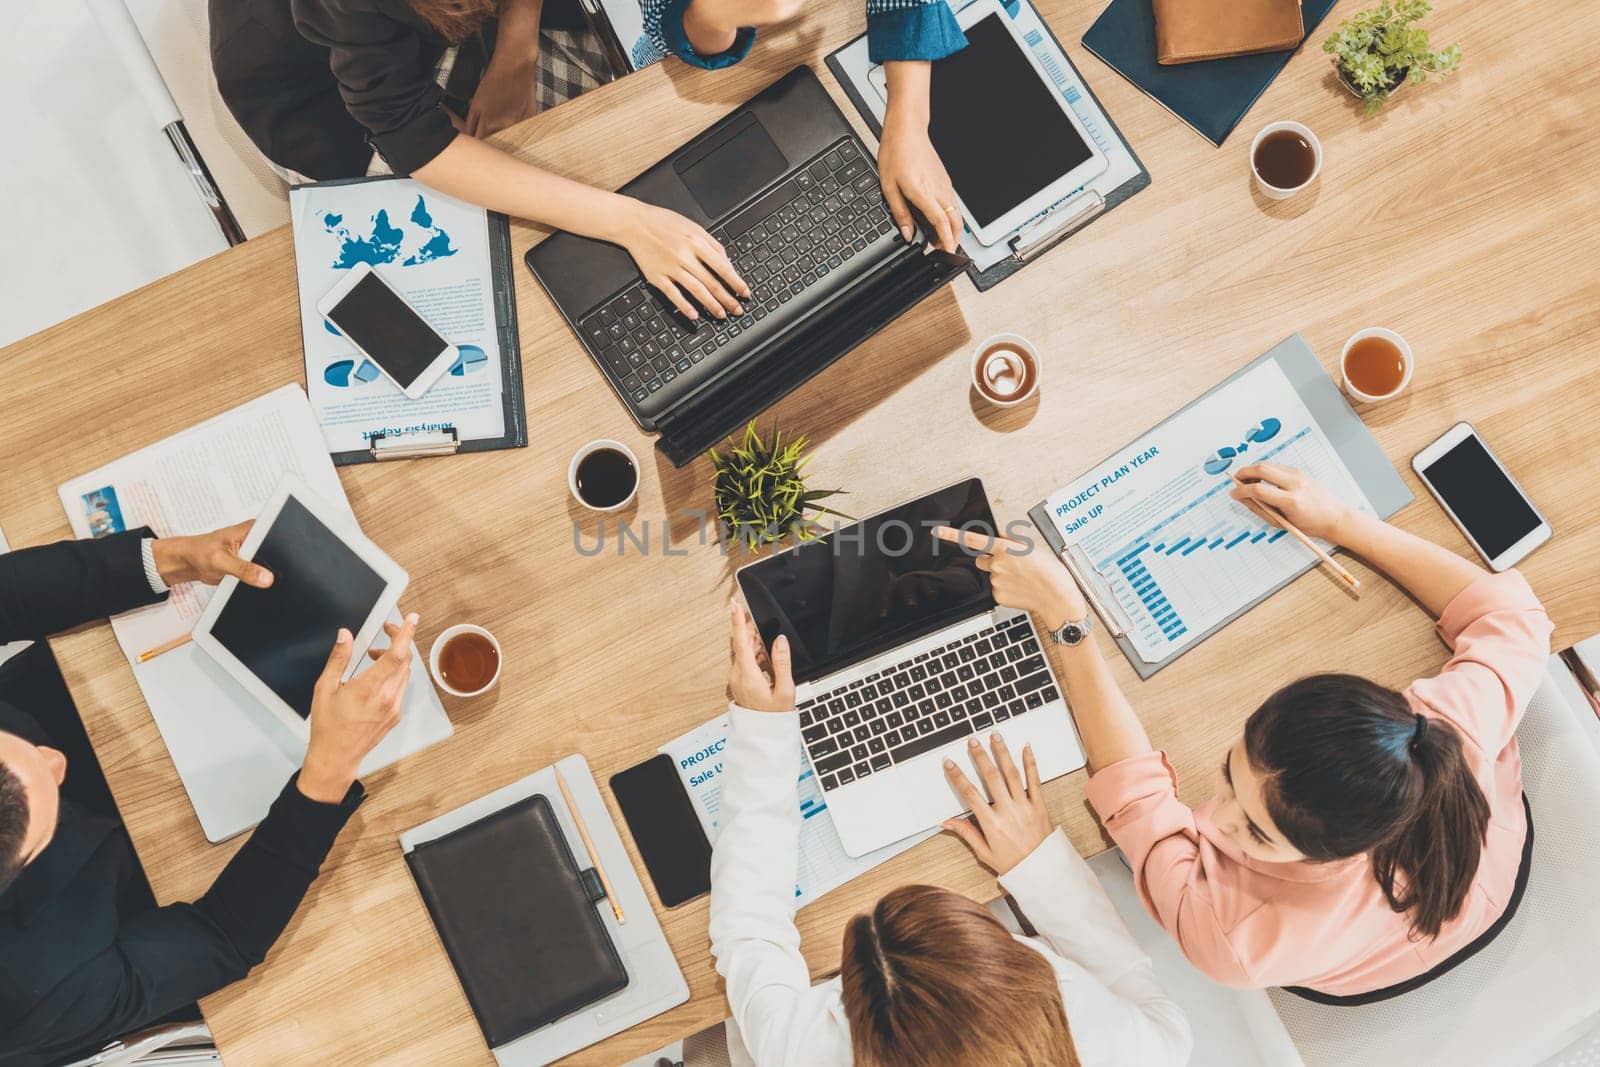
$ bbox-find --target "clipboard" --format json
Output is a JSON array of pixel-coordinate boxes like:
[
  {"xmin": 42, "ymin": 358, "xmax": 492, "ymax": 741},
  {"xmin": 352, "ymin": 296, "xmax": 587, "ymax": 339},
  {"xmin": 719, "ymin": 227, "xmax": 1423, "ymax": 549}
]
[
  {"xmin": 825, "ymin": 0, "xmax": 1150, "ymax": 292},
  {"xmin": 289, "ymin": 175, "xmax": 528, "ymax": 465},
  {"xmin": 400, "ymin": 755, "xmax": 689, "ymax": 1065},
  {"xmin": 1028, "ymin": 334, "xmax": 1414, "ymax": 679}
]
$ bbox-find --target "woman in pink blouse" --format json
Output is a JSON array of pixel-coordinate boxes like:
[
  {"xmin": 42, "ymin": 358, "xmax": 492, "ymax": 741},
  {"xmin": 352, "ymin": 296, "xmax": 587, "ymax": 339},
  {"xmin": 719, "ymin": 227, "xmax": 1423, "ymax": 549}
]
[{"xmin": 941, "ymin": 462, "xmax": 1552, "ymax": 1003}]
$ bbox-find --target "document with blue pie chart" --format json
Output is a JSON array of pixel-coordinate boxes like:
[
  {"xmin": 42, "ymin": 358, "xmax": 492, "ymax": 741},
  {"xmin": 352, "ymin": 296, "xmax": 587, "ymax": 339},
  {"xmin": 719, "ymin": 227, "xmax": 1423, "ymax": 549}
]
[
  {"xmin": 1040, "ymin": 358, "xmax": 1376, "ymax": 666},
  {"xmin": 291, "ymin": 179, "xmax": 506, "ymax": 456}
]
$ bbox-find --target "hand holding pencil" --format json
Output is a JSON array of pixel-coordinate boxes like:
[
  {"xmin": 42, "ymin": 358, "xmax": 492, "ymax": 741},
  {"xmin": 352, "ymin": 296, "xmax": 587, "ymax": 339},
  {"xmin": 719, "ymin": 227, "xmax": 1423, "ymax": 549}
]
[{"xmin": 1228, "ymin": 463, "xmax": 1361, "ymax": 593}]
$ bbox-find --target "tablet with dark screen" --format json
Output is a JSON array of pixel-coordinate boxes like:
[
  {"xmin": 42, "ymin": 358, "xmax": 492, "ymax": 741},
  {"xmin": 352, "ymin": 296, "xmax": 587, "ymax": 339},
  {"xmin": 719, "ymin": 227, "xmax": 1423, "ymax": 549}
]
[
  {"xmin": 927, "ymin": 5, "xmax": 1107, "ymax": 243},
  {"xmin": 193, "ymin": 476, "xmax": 408, "ymax": 737}
]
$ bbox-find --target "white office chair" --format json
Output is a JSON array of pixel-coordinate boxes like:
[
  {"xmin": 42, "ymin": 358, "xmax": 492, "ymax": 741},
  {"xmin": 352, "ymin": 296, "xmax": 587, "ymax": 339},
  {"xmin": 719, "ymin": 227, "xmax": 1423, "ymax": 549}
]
[
  {"xmin": 64, "ymin": 1021, "xmax": 216, "ymax": 1066},
  {"xmin": 82, "ymin": 0, "xmax": 288, "ymax": 244},
  {"xmin": 1268, "ymin": 660, "xmax": 1600, "ymax": 1067},
  {"xmin": 1084, "ymin": 851, "xmax": 1306, "ymax": 1067}
]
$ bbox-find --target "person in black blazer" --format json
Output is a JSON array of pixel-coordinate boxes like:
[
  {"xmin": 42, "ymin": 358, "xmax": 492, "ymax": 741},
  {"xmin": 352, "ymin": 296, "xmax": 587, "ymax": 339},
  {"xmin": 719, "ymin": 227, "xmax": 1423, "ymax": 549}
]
[{"xmin": 0, "ymin": 524, "xmax": 418, "ymax": 1066}]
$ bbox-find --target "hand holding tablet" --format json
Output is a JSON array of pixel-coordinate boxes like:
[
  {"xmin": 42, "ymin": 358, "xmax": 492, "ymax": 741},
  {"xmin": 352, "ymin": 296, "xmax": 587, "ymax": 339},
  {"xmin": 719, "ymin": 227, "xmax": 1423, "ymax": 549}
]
[
  {"xmin": 298, "ymin": 614, "xmax": 419, "ymax": 803},
  {"xmin": 149, "ymin": 521, "xmax": 276, "ymax": 590},
  {"xmin": 192, "ymin": 474, "xmax": 412, "ymax": 742}
]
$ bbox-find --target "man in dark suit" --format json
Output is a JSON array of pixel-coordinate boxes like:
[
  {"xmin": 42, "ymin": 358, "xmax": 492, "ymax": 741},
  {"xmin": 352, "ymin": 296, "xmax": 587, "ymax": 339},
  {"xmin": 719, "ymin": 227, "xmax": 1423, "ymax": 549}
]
[{"xmin": 0, "ymin": 523, "xmax": 419, "ymax": 1066}]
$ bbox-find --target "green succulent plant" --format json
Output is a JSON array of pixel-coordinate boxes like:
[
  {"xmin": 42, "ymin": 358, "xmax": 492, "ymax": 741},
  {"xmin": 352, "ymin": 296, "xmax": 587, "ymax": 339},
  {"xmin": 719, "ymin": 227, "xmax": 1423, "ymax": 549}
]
[
  {"xmin": 1323, "ymin": 0, "xmax": 1462, "ymax": 115},
  {"xmin": 710, "ymin": 421, "xmax": 847, "ymax": 550}
]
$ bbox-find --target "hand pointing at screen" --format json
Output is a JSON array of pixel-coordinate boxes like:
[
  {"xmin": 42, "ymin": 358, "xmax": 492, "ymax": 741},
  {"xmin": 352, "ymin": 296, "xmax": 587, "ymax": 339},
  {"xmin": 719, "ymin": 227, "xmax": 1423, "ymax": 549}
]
[{"xmin": 933, "ymin": 526, "xmax": 1088, "ymax": 630}]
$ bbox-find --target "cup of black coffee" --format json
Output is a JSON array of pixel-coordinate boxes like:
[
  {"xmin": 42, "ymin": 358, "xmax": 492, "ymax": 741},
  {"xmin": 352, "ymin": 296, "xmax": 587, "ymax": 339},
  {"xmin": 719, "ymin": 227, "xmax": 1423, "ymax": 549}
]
[
  {"xmin": 971, "ymin": 333, "xmax": 1041, "ymax": 408},
  {"xmin": 568, "ymin": 439, "xmax": 640, "ymax": 512},
  {"xmin": 1250, "ymin": 120, "xmax": 1322, "ymax": 200}
]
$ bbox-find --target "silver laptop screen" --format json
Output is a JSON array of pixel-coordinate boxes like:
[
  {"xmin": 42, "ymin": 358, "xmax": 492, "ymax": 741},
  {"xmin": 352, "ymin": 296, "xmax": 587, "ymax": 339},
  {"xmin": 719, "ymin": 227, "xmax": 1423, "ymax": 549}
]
[{"xmin": 737, "ymin": 478, "xmax": 999, "ymax": 685}]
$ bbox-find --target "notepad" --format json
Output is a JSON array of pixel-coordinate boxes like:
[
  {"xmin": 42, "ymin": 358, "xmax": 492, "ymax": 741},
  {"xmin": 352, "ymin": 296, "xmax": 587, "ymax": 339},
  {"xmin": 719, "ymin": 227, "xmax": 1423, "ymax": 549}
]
[
  {"xmin": 1082, "ymin": 0, "xmax": 1339, "ymax": 146},
  {"xmin": 405, "ymin": 793, "xmax": 629, "ymax": 1048}
]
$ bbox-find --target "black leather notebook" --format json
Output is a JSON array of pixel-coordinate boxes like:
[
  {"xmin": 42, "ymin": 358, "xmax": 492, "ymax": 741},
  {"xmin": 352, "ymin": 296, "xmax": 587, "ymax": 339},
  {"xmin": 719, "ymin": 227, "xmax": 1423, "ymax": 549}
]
[{"xmin": 405, "ymin": 793, "xmax": 629, "ymax": 1048}]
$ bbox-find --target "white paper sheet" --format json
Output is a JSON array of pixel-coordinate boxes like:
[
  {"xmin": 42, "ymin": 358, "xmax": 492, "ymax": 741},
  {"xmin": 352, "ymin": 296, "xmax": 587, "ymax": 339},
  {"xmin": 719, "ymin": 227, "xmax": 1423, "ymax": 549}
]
[
  {"xmin": 55, "ymin": 385, "xmax": 453, "ymax": 841},
  {"xmin": 663, "ymin": 713, "xmax": 933, "ymax": 907},
  {"xmin": 828, "ymin": 0, "xmax": 1143, "ymax": 271},
  {"xmin": 57, "ymin": 386, "xmax": 346, "ymax": 660},
  {"xmin": 1041, "ymin": 360, "xmax": 1375, "ymax": 665},
  {"xmin": 290, "ymin": 179, "xmax": 505, "ymax": 454}
]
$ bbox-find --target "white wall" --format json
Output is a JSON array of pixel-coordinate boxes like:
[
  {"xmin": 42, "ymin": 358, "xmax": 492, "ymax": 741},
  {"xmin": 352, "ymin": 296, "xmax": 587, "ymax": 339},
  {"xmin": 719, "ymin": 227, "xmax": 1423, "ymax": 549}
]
[{"xmin": 0, "ymin": 2, "xmax": 225, "ymax": 347}]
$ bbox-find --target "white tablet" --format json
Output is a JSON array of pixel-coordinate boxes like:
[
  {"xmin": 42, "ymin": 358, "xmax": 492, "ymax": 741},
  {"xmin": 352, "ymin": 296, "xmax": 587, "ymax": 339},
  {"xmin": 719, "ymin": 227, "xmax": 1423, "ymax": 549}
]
[
  {"xmin": 927, "ymin": 0, "xmax": 1109, "ymax": 246},
  {"xmin": 192, "ymin": 474, "xmax": 408, "ymax": 740}
]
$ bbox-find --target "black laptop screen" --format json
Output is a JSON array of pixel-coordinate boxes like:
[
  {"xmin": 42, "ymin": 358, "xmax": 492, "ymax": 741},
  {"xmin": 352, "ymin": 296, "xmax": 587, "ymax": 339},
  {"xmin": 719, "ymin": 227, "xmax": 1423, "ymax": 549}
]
[{"xmin": 737, "ymin": 479, "xmax": 998, "ymax": 685}]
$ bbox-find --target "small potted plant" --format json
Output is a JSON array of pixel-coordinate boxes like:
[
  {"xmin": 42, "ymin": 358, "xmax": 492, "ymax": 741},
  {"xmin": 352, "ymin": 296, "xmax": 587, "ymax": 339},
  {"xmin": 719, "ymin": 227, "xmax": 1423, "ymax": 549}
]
[
  {"xmin": 1323, "ymin": 0, "xmax": 1462, "ymax": 114},
  {"xmin": 711, "ymin": 420, "xmax": 847, "ymax": 551}
]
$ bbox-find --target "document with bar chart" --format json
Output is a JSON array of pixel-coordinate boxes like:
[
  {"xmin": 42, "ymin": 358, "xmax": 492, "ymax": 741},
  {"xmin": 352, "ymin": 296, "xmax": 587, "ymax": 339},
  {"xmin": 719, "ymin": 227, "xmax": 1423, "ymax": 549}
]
[{"xmin": 1039, "ymin": 357, "xmax": 1375, "ymax": 666}]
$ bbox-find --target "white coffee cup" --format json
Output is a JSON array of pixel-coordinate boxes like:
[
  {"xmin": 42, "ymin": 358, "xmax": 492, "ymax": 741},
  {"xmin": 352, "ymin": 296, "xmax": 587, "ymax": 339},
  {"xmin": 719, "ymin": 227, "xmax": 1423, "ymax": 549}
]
[
  {"xmin": 1340, "ymin": 327, "xmax": 1415, "ymax": 403},
  {"xmin": 567, "ymin": 438, "xmax": 640, "ymax": 513},
  {"xmin": 1251, "ymin": 120, "xmax": 1323, "ymax": 200},
  {"xmin": 970, "ymin": 332, "xmax": 1041, "ymax": 408},
  {"xmin": 429, "ymin": 623, "xmax": 502, "ymax": 698}
]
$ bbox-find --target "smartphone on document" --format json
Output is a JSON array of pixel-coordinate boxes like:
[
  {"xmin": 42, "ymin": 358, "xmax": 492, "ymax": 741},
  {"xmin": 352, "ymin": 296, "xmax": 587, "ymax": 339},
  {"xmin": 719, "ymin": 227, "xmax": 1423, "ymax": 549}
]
[
  {"xmin": 1412, "ymin": 422, "xmax": 1551, "ymax": 571},
  {"xmin": 610, "ymin": 755, "xmax": 713, "ymax": 907},
  {"xmin": 317, "ymin": 263, "xmax": 459, "ymax": 400}
]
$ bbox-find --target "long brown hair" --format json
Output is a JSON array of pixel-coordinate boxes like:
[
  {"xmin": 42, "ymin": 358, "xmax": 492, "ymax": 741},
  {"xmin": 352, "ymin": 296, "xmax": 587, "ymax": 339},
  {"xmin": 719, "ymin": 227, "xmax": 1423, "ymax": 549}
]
[
  {"xmin": 840, "ymin": 885, "xmax": 1080, "ymax": 1067},
  {"xmin": 1246, "ymin": 673, "xmax": 1491, "ymax": 940},
  {"xmin": 407, "ymin": 0, "xmax": 497, "ymax": 42}
]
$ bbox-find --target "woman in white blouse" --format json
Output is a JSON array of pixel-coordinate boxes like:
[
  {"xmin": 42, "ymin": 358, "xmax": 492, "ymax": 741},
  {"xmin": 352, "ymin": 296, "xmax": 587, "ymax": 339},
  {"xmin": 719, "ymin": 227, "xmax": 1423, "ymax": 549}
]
[{"xmin": 711, "ymin": 603, "xmax": 1193, "ymax": 1066}]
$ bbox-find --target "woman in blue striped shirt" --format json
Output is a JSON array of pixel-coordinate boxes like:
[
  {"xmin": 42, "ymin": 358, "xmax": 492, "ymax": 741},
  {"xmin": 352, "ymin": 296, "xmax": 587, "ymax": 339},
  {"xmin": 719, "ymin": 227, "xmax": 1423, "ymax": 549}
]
[{"xmin": 644, "ymin": 0, "xmax": 969, "ymax": 251}]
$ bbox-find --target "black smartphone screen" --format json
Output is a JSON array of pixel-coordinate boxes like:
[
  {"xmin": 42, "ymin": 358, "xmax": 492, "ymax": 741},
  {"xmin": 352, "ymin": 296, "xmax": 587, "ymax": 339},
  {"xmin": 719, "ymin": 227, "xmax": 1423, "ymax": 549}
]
[
  {"xmin": 327, "ymin": 272, "xmax": 449, "ymax": 389},
  {"xmin": 610, "ymin": 755, "xmax": 712, "ymax": 907},
  {"xmin": 1419, "ymin": 433, "xmax": 1543, "ymax": 560}
]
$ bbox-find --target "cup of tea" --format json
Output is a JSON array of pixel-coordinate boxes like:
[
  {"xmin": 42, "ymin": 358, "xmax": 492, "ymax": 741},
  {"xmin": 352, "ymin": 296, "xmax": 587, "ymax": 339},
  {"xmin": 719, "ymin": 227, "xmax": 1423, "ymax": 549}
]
[
  {"xmin": 971, "ymin": 333, "xmax": 1041, "ymax": 407},
  {"xmin": 430, "ymin": 624, "xmax": 502, "ymax": 698},
  {"xmin": 1251, "ymin": 121, "xmax": 1323, "ymax": 200},
  {"xmin": 1340, "ymin": 327, "xmax": 1414, "ymax": 404},
  {"xmin": 568, "ymin": 439, "xmax": 640, "ymax": 513}
]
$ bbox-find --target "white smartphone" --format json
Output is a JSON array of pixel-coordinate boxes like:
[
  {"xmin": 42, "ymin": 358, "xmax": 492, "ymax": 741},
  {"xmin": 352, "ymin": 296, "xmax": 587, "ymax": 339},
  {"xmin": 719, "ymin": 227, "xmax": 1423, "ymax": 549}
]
[
  {"xmin": 192, "ymin": 474, "xmax": 409, "ymax": 741},
  {"xmin": 317, "ymin": 263, "xmax": 459, "ymax": 400},
  {"xmin": 1412, "ymin": 422, "xmax": 1551, "ymax": 572}
]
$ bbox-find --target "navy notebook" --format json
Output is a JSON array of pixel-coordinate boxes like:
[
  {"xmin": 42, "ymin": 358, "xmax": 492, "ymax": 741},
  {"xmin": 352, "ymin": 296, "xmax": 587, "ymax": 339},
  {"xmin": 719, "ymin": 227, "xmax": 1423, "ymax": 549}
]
[{"xmin": 1082, "ymin": 0, "xmax": 1339, "ymax": 146}]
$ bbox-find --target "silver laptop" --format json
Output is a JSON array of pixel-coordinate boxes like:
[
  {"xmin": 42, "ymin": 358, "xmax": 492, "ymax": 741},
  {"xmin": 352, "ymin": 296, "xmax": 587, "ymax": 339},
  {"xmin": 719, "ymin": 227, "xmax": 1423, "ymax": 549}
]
[{"xmin": 736, "ymin": 478, "xmax": 1086, "ymax": 857}]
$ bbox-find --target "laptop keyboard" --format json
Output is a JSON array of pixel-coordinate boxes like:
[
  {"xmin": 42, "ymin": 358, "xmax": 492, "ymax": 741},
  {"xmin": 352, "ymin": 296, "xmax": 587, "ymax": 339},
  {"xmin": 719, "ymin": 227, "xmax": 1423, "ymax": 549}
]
[
  {"xmin": 798, "ymin": 616, "xmax": 1062, "ymax": 791},
  {"xmin": 577, "ymin": 137, "xmax": 899, "ymax": 410}
]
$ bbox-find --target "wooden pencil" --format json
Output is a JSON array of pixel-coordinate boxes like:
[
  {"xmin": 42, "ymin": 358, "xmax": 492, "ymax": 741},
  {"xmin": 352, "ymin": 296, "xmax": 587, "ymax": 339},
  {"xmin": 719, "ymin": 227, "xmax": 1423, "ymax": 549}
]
[
  {"xmin": 1230, "ymin": 477, "xmax": 1361, "ymax": 593},
  {"xmin": 137, "ymin": 632, "xmax": 192, "ymax": 663},
  {"xmin": 555, "ymin": 766, "xmax": 626, "ymax": 925}
]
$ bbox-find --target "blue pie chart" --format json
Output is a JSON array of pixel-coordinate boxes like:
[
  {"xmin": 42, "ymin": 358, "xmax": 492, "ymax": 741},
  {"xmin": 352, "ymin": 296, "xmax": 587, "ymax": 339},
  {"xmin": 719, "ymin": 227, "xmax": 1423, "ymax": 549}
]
[
  {"xmin": 450, "ymin": 344, "xmax": 488, "ymax": 377},
  {"xmin": 1203, "ymin": 446, "xmax": 1237, "ymax": 476},
  {"xmin": 324, "ymin": 358, "xmax": 384, "ymax": 387}
]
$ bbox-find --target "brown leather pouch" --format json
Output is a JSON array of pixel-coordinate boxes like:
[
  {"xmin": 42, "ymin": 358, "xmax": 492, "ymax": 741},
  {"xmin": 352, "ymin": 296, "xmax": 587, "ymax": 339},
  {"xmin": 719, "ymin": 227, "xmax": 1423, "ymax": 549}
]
[{"xmin": 1153, "ymin": 0, "xmax": 1305, "ymax": 65}]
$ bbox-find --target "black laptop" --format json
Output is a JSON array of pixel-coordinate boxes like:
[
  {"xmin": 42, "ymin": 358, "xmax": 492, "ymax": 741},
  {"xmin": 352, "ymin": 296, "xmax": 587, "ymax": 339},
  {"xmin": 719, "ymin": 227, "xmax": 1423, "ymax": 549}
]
[{"xmin": 526, "ymin": 66, "xmax": 969, "ymax": 467}]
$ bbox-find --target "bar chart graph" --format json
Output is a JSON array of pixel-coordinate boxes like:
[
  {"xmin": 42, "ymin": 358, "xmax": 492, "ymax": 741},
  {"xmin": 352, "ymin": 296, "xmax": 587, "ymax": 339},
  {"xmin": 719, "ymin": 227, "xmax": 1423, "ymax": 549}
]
[{"xmin": 1088, "ymin": 423, "xmax": 1360, "ymax": 662}]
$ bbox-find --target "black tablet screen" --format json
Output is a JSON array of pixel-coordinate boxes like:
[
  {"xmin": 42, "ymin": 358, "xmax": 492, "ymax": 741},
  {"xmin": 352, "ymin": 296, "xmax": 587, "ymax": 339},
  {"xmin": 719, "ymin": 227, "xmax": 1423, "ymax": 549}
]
[
  {"xmin": 928, "ymin": 13, "xmax": 1094, "ymax": 228},
  {"xmin": 209, "ymin": 496, "xmax": 388, "ymax": 719}
]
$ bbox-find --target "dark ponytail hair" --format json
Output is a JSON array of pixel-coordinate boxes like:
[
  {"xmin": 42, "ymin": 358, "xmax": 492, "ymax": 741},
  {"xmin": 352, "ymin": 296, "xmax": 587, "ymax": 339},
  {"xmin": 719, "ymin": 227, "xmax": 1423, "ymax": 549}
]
[{"xmin": 1245, "ymin": 673, "xmax": 1490, "ymax": 940}]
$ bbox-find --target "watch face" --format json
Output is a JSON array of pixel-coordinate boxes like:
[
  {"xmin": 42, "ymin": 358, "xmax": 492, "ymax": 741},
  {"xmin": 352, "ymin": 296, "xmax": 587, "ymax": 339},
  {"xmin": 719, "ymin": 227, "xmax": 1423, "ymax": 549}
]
[{"xmin": 1062, "ymin": 624, "xmax": 1085, "ymax": 644}]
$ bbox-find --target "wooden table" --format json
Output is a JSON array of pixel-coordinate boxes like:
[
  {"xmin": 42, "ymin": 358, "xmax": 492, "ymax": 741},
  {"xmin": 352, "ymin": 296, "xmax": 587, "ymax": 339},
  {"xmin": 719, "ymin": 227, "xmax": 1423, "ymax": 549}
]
[{"xmin": 4, "ymin": 0, "xmax": 1598, "ymax": 1061}]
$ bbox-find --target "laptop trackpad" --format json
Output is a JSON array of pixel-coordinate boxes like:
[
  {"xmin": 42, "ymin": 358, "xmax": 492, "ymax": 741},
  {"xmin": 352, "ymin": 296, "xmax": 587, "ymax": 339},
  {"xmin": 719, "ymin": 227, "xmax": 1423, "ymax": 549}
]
[{"xmin": 674, "ymin": 113, "xmax": 789, "ymax": 220}]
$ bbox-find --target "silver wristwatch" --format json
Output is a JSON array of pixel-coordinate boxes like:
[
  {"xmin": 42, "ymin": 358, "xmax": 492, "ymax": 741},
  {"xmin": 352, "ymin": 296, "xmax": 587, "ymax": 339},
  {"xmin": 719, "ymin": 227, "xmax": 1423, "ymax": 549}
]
[{"xmin": 1047, "ymin": 611, "xmax": 1094, "ymax": 646}]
